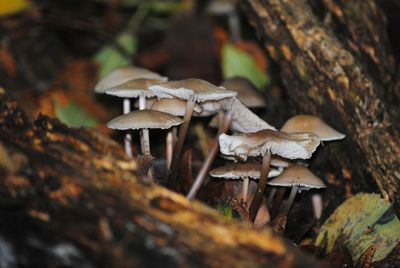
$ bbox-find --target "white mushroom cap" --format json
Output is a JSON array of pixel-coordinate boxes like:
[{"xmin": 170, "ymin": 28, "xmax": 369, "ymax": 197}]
[
  {"xmin": 219, "ymin": 129, "xmax": 320, "ymax": 161},
  {"xmin": 267, "ymin": 165, "xmax": 326, "ymax": 189},
  {"xmin": 148, "ymin": 78, "xmax": 237, "ymax": 102},
  {"xmin": 209, "ymin": 98, "xmax": 276, "ymax": 132},
  {"xmin": 95, "ymin": 66, "xmax": 167, "ymax": 93},
  {"xmin": 209, "ymin": 162, "xmax": 282, "ymax": 180},
  {"xmin": 105, "ymin": 78, "xmax": 165, "ymax": 98},
  {"xmin": 150, "ymin": 98, "xmax": 203, "ymax": 116},
  {"xmin": 107, "ymin": 109, "xmax": 183, "ymax": 130},
  {"xmin": 281, "ymin": 115, "xmax": 345, "ymax": 141},
  {"xmin": 223, "ymin": 98, "xmax": 276, "ymax": 132},
  {"xmin": 222, "ymin": 77, "xmax": 266, "ymax": 108}
]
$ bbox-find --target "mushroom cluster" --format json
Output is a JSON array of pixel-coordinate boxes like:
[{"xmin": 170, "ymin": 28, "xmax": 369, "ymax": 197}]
[{"xmin": 98, "ymin": 68, "xmax": 345, "ymax": 227}]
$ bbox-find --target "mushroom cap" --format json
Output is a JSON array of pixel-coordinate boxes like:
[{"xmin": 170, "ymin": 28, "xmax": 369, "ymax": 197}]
[
  {"xmin": 148, "ymin": 78, "xmax": 237, "ymax": 102},
  {"xmin": 219, "ymin": 129, "xmax": 320, "ymax": 161},
  {"xmin": 150, "ymin": 98, "xmax": 203, "ymax": 116},
  {"xmin": 107, "ymin": 109, "xmax": 183, "ymax": 130},
  {"xmin": 95, "ymin": 66, "xmax": 167, "ymax": 93},
  {"xmin": 105, "ymin": 78, "xmax": 166, "ymax": 98},
  {"xmin": 209, "ymin": 98, "xmax": 276, "ymax": 132},
  {"xmin": 222, "ymin": 77, "xmax": 266, "ymax": 108},
  {"xmin": 267, "ymin": 165, "xmax": 326, "ymax": 189},
  {"xmin": 223, "ymin": 98, "xmax": 276, "ymax": 132},
  {"xmin": 281, "ymin": 115, "xmax": 345, "ymax": 141},
  {"xmin": 209, "ymin": 162, "xmax": 281, "ymax": 180}
]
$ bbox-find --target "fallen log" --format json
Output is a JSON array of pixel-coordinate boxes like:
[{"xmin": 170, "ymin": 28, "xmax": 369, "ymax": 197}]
[
  {"xmin": 0, "ymin": 89, "xmax": 320, "ymax": 267},
  {"xmin": 241, "ymin": 0, "xmax": 400, "ymax": 215}
]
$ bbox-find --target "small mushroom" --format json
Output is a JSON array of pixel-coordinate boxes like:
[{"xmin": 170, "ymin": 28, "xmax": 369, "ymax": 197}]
[
  {"xmin": 209, "ymin": 97, "xmax": 275, "ymax": 133},
  {"xmin": 280, "ymin": 114, "xmax": 345, "ymax": 141},
  {"xmin": 267, "ymin": 164, "xmax": 326, "ymax": 213},
  {"xmin": 150, "ymin": 98, "xmax": 202, "ymax": 179},
  {"xmin": 209, "ymin": 162, "xmax": 281, "ymax": 205},
  {"xmin": 219, "ymin": 129, "xmax": 321, "ymax": 221},
  {"xmin": 95, "ymin": 66, "xmax": 167, "ymax": 157},
  {"xmin": 95, "ymin": 66, "xmax": 167, "ymax": 94},
  {"xmin": 106, "ymin": 78, "xmax": 166, "ymax": 156},
  {"xmin": 107, "ymin": 110, "xmax": 182, "ymax": 156},
  {"xmin": 149, "ymin": 78, "xmax": 237, "ymax": 187},
  {"xmin": 222, "ymin": 76, "xmax": 267, "ymax": 108}
]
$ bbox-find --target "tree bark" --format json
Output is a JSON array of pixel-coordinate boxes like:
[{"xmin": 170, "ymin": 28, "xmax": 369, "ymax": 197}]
[
  {"xmin": 241, "ymin": 0, "xmax": 400, "ymax": 215},
  {"xmin": 0, "ymin": 89, "xmax": 320, "ymax": 267}
]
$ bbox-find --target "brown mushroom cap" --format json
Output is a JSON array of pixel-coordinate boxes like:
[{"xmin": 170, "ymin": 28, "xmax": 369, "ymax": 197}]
[
  {"xmin": 107, "ymin": 109, "xmax": 183, "ymax": 130},
  {"xmin": 148, "ymin": 78, "xmax": 237, "ymax": 102},
  {"xmin": 95, "ymin": 66, "xmax": 167, "ymax": 93},
  {"xmin": 281, "ymin": 115, "xmax": 345, "ymax": 141},
  {"xmin": 267, "ymin": 165, "xmax": 326, "ymax": 189},
  {"xmin": 150, "ymin": 98, "xmax": 203, "ymax": 116},
  {"xmin": 222, "ymin": 77, "xmax": 266, "ymax": 108},
  {"xmin": 219, "ymin": 129, "xmax": 320, "ymax": 161},
  {"xmin": 209, "ymin": 162, "xmax": 281, "ymax": 180},
  {"xmin": 105, "ymin": 78, "xmax": 165, "ymax": 98}
]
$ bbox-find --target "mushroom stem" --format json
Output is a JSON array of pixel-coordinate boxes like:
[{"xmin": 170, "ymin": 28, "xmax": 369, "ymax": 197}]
[
  {"xmin": 267, "ymin": 187, "xmax": 277, "ymax": 207},
  {"xmin": 283, "ymin": 185, "xmax": 299, "ymax": 213},
  {"xmin": 249, "ymin": 151, "xmax": 272, "ymax": 222},
  {"xmin": 123, "ymin": 98, "xmax": 133, "ymax": 158},
  {"xmin": 168, "ymin": 98, "xmax": 195, "ymax": 188},
  {"xmin": 186, "ymin": 112, "xmax": 232, "ymax": 199},
  {"xmin": 138, "ymin": 95, "xmax": 151, "ymax": 156},
  {"xmin": 242, "ymin": 177, "xmax": 249, "ymax": 206},
  {"xmin": 270, "ymin": 187, "xmax": 286, "ymax": 219},
  {"xmin": 312, "ymin": 193, "xmax": 323, "ymax": 219},
  {"xmin": 164, "ymin": 130, "xmax": 174, "ymax": 184}
]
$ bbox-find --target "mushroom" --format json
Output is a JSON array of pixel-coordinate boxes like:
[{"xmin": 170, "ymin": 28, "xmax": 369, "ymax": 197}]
[
  {"xmin": 149, "ymin": 78, "xmax": 237, "ymax": 187},
  {"xmin": 222, "ymin": 76, "xmax": 267, "ymax": 108},
  {"xmin": 106, "ymin": 78, "xmax": 166, "ymax": 156},
  {"xmin": 186, "ymin": 97, "xmax": 276, "ymax": 200},
  {"xmin": 150, "ymin": 98, "xmax": 203, "ymax": 178},
  {"xmin": 95, "ymin": 66, "xmax": 167, "ymax": 94},
  {"xmin": 267, "ymin": 164, "xmax": 326, "ymax": 213},
  {"xmin": 208, "ymin": 97, "xmax": 274, "ymax": 133},
  {"xmin": 95, "ymin": 66, "xmax": 167, "ymax": 157},
  {"xmin": 280, "ymin": 114, "xmax": 345, "ymax": 141},
  {"xmin": 107, "ymin": 110, "xmax": 182, "ymax": 156},
  {"xmin": 280, "ymin": 114, "xmax": 344, "ymax": 219},
  {"xmin": 209, "ymin": 162, "xmax": 281, "ymax": 205},
  {"xmin": 219, "ymin": 129, "xmax": 321, "ymax": 221}
]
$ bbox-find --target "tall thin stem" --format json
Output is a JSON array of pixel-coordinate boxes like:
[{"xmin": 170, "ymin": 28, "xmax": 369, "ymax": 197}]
[
  {"xmin": 249, "ymin": 151, "xmax": 272, "ymax": 222},
  {"xmin": 271, "ymin": 187, "xmax": 286, "ymax": 219},
  {"xmin": 138, "ymin": 95, "xmax": 150, "ymax": 156},
  {"xmin": 242, "ymin": 177, "xmax": 249, "ymax": 206},
  {"xmin": 186, "ymin": 112, "xmax": 232, "ymax": 199},
  {"xmin": 123, "ymin": 98, "xmax": 133, "ymax": 158},
  {"xmin": 168, "ymin": 98, "xmax": 195, "ymax": 188},
  {"xmin": 283, "ymin": 186, "xmax": 299, "ymax": 213}
]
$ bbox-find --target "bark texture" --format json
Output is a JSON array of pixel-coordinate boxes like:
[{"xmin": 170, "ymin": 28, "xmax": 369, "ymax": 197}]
[
  {"xmin": 241, "ymin": 0, "xmax": 400, "ymax": 215},
  {"xmin": 0, "ymin": 89, "xmax": 320, "ymax": 267}
]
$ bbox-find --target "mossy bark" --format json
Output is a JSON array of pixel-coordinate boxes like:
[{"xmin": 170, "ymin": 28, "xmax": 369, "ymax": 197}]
[{"xmin": 241, "ymin": 0, "xmax": 400, "ymax": 216}]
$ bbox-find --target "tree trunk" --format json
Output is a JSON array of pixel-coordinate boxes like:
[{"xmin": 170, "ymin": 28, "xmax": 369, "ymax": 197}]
[
  {"xmin": 0, "ymin": 90, "xmax": 320, "ymax": 267},
  {"xmin": 241, "ymin": 0, "xmax": 400, "ymax": 216}
]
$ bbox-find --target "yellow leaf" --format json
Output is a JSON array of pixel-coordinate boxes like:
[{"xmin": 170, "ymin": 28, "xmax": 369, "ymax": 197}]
[{"xmin": 0, "ymin": 0, "xmax": 31, "ymax": 17}]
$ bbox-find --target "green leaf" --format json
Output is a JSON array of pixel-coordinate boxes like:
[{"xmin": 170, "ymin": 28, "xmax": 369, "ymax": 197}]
[
  {"xmin": 216, "ymin": 202, "xmax": 233, "ymax": 219},
  {"xmin": 94, "ymin": 31, "xmax": 137, "ymax": 78},
  {"xmin": 315, "ymin": 193, "xmax": 400, "ymax": 263},
  {"xmin": 222, "ymin": 43, "xmax": 269, "ymax": 89},
  {"xmin": 54, "ymin": 99, "xmax": 98, "ymax": 128}
]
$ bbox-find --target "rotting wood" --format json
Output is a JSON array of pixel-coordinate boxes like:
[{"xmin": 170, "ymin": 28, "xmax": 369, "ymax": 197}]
[
  {"xmin": 0, "ymin": 89, "xmax": 320, "ymax": 267},
  {"xmin": 241, "ymin": 0, "xmax": 400, "ymax": 216}
]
